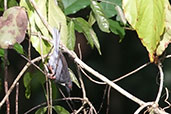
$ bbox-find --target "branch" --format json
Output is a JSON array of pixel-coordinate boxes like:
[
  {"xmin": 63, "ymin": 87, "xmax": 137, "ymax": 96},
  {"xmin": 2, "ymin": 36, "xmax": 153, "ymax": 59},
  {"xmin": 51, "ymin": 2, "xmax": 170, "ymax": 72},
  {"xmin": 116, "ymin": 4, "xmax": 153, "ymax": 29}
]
[
  {"xmin": 24, "ymin": 97, "xmax": 95, "ymax": 114},
  {"xmin": 0, "ymin": 56, "xmax": 42, "ymax": 108},
  {"xmin": 29, "ymin": 0, "xmax": 145, "ymax": 106},
  {"xmin": 134, "ymin": 102, "xmax": 153, "ymax": 114},
  {"xmin": 163, "ymin": 88, "xmax": 171, "ymax": 110},
  {"xmin": 113, "ymin": 62, "xmax": 150, "ymax": 82},
  {"xmin": 28, "ymin": 0, "xmax": 171, "ymax": 109},
  {"xmin": 61, "ymin": 45, "xmax": 146, "ymax": 106},
  {"xmin": 155, "ymin": 63, "xmax": 164, "ymax": 104},
  {"xmin": 4, "ymin": 50, "xmax": 10, "ymax": 114},
  {"xmin": 15, "ymin": 83, "xmax": 19, "ymax": 114},
  {"xmin": 166, "ymin": 54, "xmax": 171, "ymax": 58}
]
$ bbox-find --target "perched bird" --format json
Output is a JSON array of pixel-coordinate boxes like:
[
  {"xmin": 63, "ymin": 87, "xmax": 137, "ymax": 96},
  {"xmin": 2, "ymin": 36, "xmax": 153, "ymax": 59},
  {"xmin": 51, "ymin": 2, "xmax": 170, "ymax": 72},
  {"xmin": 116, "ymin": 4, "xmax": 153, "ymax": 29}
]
[{"xmin": 47, "ymin": 28, "xmax": 72, "ymax": 93}]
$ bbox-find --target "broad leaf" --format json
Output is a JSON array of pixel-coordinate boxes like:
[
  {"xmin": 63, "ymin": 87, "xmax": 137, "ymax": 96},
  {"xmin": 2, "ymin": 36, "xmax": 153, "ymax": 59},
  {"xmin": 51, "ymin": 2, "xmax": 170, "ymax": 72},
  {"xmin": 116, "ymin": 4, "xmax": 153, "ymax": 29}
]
[
  {"xmin": 88, "ymin": 11, "xmax": 96, "ymax": 26},
  {"xmin": 31, "ymin": 70, "xmax": 45, "ymax": 87},
  {"xmin": 34, "ymin": 0, "xmax": 49, "ymax": 38},
  {"xmin": 30, "ymin": 13, "xmax": 51, "ymax": 55},
  {"xmin": 90, "ymin": 0, "xmax": 110, "ymax": 33},
  {"xmin": 35, "ymin": 107, "xmax": 47, "ymax": 114},
  {"xmin": 69, "ymin": 68, "xmax": 80, "ymax": 88},
  {"xmin": 0, "ymin": 0, "xmax": 4, "ymax": 11},
  {"xmin": 20, "ymin": 0, "xmax": 51, "ymax": 55},
  {"xmin": 34, "ymin": 0, "xmax": 52, "ymax": 55},
  {"xmin": 13, "ymin": 43, "xmax": 24, "ymax": 54},
  {"xmin": 48, "ymin": 0, "xmax": 68, "ymax": 46},
  {"xmin": 53, "ymin": 105, "xmax": 69, "ymax": 114},
  {"xmin": 0, "ymin": 6, "xmax": 28, "ymax": 49},
  {"xmin": 156, "ymin": 0, "xmax": 171, "ymax": 56},
  {"xmin": 57, "ymin": 0, "xmax": 65, "ymax": 12},
  {"xmin": 108, "ymin": 19, "xmax": 125, "ymax": 41},
  {"xmin": 122, "ymin": 0, "xmax": 165, "ymax": 62},
  {"xmin": 8, "ymin": 0, "xmax": 18, "ymax": 7},
  {"xmin": 100, "ymin": 0, "xmax": 122, "ymax": 18},
  {"xmin": 67, "ymin": 20, "xmax": 76, "ymax": 50},
  {"xmin": 0, "ymin": 48, "xmax": 4, "ymax": 57},
  {"xmin": 23, "ymin": 72, "xmax": 32, "ymax": 99},
  {"xmin": 74, "ymin": 17, "xmax": 101, "ymax": 54},
  {"xmin": 62, "ymin": 0, "xmax": 90, "ymax": 15},
  {"xmin": 20, "ymin": 0, "xmax": 36, "ymax": 16}
]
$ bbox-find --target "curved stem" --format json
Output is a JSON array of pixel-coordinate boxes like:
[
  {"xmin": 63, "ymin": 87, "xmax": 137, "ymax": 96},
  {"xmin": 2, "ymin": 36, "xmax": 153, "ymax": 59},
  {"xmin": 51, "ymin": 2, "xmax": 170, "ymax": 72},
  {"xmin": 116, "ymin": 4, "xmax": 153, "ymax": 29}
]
[
  {"xmin": 155, "ymin": 64, "xmax": 164, "ymax": 104},
  {"xmin": 74, "ymin": 57, "xmax": 146, "ymax": 106},
  {"xmin": 113, "ymin": 62, "xmax": 150, "ymax": 82}
]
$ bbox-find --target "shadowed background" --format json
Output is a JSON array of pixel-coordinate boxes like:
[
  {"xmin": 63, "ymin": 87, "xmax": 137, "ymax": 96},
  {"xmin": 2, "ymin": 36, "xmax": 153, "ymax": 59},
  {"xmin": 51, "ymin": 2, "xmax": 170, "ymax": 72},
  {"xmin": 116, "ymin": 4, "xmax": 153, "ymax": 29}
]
[{"xmin": 0, "ymin": 1, "xmax": 171, "ymax": 114}]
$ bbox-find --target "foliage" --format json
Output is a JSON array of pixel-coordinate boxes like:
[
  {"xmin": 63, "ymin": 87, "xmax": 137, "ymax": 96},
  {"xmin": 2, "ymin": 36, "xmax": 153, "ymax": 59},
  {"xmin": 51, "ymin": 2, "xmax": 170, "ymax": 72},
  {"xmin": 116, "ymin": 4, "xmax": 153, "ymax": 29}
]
[
  {"xmin": 156, "ymin": 0, "xmax": 171, "ymax": 56},
  {"xmin": 122, "ymin": 0, "xmax": 171, "ymax": 62},
  {"xmin": 0, "ymin": 0, "xmax": 171, "ymax": 113}
]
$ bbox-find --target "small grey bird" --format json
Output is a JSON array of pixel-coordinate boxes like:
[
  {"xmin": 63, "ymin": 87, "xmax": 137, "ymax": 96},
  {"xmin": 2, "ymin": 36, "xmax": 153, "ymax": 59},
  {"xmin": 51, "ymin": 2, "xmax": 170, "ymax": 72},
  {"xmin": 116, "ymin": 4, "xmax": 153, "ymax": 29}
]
[{"xmin": 47, "ymin": 28, "xmax": 72, "ymax": 93}]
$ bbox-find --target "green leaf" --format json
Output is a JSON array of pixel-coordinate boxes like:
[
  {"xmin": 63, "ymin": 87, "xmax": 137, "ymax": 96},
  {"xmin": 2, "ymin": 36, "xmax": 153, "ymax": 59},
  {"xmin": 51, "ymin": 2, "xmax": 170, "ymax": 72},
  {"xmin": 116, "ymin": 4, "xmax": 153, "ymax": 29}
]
[
  {"xmin": 122, "ymin": 0, "xmax": 165, "ymax": 61},
  {"xmin": 33, "ymin": 0, "xmax": 52, "ymax": 55},
  {"xmin": 90, "ymin": 0, "xmax": 110, "ymax": 33},
  {"xmin": 20, "ymin": 0, "xmax": 52, "ymax": 55},
  {"xmin": 57, "ymin": 0, "xmax": 65, "ymax": 12},
  {"xmin": 35, "ymin": 107, "xmax": 47, "ymax": 114},
  {"xmin": 0, "ymin": 8, "xmax": 4, "ymax": 11},
  {"xmin": 0, "ymin": 0, "xmax": 4, "ymax": 11},
  {"xmin": 34, "ymin": 0, "xmax": 49, "ymax": 38},
  {"xmin": 156, "ymin": 0, "xmax": 171, "ymax": 56},
  {"xmin": 31, "ymin": 69, "xmax": 45, "ymax": 86},
  {"xmin": 62, "ymin": 0, "xmax": 90, "ymax": 15},
  {"xmin": 8, "ymin": 0, "xmax": 18, "ymax": 7},
  {"xmin": 0, "ymin": 0, "xmax": 4, "ymax": 21},
  {"xmin": 115, "ymin": 5, "xmax": 127, "ymax": 25},
  {"xmin": 88, "ymin": 11, "xmax": 96, "ymax": 26},
  {"xmin": 0, "ymin": 6, "xmax": 28, "ymax": 49},
  {"xmin": 0, "ymin": 48, "xmax": 8, "ymax": 64},
  {"xmin": 48, "ymin": 0, "xmax": 68, "ymax": 46},
  {"xmin": 69, "ymin": 68, "xmax": 80, "ymax": 88},
  {"xmin": 100, "ymin": 0, "xmax": 122, "ymax": 18},
  {"xmin": 74, "ymin": 17, "xmax": 101, "ymax": 54},
  {"xmin": 23, "ymin": 72, "xmax": 32, "ymax": 99},
  {"xmin": 67, "ymin": 20, "xmax": 76, "ymax": 50},
  {"xmin": 0, "ymin": 48, "xmax": 5, "ymax": 57},
  {"xmin": 74, "ymin": 21, "xmax": 82, "ymax": 33},
  {"xmin": 13, "ymin": 43, "xmax": 24, "ymax": 54},
  {"xmin": 53, "ymin": 105, "xmax": 69, "ymax": 114},
  {"xmin": 30, "ymin": 33, "xmax": 51, "ymax": 55},
  {"xmin": 32, "ymin": 17, "xmax": 51, "ymax": 55},
  {"xmin": 20, "ymin": 0, "xmax": 35, "ymax": 16},
  {"xmin": 108, "ymin": 19, "xmax": 125, "ymax": 41}
]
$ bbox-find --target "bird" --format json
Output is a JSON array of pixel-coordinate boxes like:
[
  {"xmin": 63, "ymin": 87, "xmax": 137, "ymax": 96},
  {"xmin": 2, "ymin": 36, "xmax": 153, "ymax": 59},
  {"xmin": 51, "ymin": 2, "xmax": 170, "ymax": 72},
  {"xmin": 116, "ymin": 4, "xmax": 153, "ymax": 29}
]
[{"xmin": 47, "ymin": 27, "xmax": 72, "ymax": 94}]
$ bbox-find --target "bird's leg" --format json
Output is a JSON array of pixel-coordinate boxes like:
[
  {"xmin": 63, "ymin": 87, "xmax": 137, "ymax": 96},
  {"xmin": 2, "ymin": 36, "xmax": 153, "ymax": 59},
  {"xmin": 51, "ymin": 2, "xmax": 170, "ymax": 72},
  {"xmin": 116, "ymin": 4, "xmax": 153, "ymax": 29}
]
[{"xmin": 47, "ymin": 65, "xmax": 56, "ymax": 80}]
